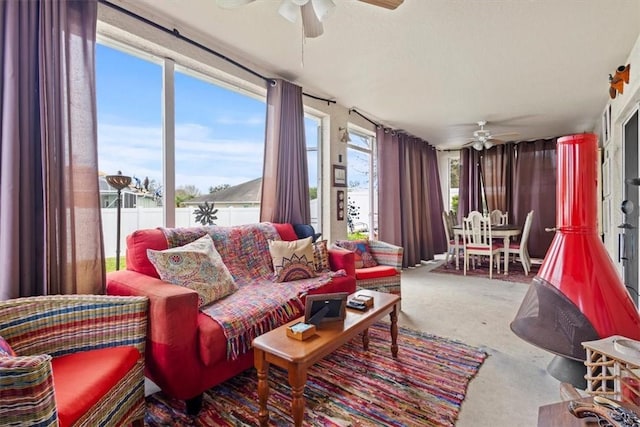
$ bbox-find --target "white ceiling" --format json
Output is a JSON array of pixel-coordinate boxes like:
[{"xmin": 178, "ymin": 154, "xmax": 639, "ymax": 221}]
[{"xmin": 114, "ymin": 0, "xmax": 640, "ymax": 149}]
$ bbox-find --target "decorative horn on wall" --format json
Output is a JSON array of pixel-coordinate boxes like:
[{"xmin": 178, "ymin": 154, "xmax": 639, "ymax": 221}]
[{"xmin": 609, "ymin": 64, "xmax": 631, "ymax": 99}]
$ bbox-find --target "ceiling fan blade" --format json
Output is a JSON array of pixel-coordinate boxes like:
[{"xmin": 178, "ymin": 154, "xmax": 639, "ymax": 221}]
[
  {"xmin": 311, "ymin": 0, "xmax": 335, "ymax": 21},
  {"xmin": 358, "ymin": 0, "xmax": 404, "ymax": 10},
  {"xmin": 301, "ymin": 3, "xmax": 324, "ymax": 37},
  {"xmin": 489, "ymin": 132, "xmax": 520, "ymax": 140},
  {"xmin": 216, "ymin": 0, "xmax": 256, "ymax": 8},
  {"xmin": 279, "ymin": 0, "xmax": 300, "ymax": 22}
]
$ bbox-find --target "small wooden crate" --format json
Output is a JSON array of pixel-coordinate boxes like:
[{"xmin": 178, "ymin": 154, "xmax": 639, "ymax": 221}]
[
  {"xmin": 286, "ymin": 322, "xmax": 316, "ymax": 341},
  {"xmin": 583, "ymin": 335, "xmax": 640, "ymax": 404}
]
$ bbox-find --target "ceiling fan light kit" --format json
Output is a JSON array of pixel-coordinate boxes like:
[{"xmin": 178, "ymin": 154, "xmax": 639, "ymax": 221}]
[
  {"xmin": 463, "ymin": 120, "xmax": 519, "ymax": 151},
  {"xmin": 217, "ymin": 0, "xmax": 403, "ymax": 38},
  {"xmin": 472, "ymin": 141, "xmax": 484, "ymax": 151}
]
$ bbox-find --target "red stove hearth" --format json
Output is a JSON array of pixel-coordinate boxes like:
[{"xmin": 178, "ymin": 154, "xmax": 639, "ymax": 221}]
[{"xmin": 510, "ymin": 133, "xmax": 640, "ymax": 386}]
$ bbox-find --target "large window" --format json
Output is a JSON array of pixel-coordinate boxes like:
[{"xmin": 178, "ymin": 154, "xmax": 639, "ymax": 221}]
[
  {"xmin": 96, "ymin": 38, "xmax": 326, "ymax": 262},
  {"xmin": 346, "ymin": 129, "xmax": 376, "ymax": 238}
]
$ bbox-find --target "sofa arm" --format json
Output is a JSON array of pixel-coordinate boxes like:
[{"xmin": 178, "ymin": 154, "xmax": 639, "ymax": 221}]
[
  {"xmin": 369, "ymin": 240, "xmax": 404, "ymax": 271},
  {"xmin": 107, "ymin": 270, "xmax": 199, "ymax": 349},
  {"xmin": 0, "ymin": 354, "xmax": 58, "ymax": 426},
  {"xmin": 0, "ymin": 295, "xmax": 148, "ymax": 358},
  {"xmin": 328, "ymin": 247, "xmax": 355, "ymax": 277}
]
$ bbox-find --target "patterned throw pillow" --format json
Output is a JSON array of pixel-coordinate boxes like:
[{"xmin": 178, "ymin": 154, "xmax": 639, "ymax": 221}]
[
  {"xmin": 334, "ymin": 239, "xmax": 378, "ymax": 269},
  {"xmin": 0, "ymin": 335, "xmax": 16, "ymax": 357},
  {"xmin": 268, "ymin": 237, "xmax": 317, "ymax": 283},
  {"xmin": 312, "ymin": 240, "xmax": 330, "ymax": 272},
  {"xmin": 147, "ymin": 234, "xmax": 238, "ymax": 308}
]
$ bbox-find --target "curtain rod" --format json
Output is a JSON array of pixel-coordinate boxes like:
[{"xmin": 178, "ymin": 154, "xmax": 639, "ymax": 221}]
[
  {"xmin": 349, "ymin": 108, "xmax": 381, "ymax": 129},
  {"xmin": 98, "ymin": 0, "xmax": 335, "ymax": 105}
]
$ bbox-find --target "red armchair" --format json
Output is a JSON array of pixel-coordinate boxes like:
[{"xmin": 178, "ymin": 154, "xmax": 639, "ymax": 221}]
[{"xmin": 0, "ymin": 295, "xmax": 148, "ymax": 427}]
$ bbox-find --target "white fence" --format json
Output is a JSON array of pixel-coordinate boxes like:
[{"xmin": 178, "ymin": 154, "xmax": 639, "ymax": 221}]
[
  {"xmin": 101, "ymin": 206, "xmax": 320, "ymax": 258},
  {"xmin": 101, "ymin": 207, "xmax": 260, "ymax": 258}
]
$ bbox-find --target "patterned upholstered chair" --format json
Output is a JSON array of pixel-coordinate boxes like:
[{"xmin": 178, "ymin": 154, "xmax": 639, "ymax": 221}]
[
  {"xmin": 334, "ymin": 239, "xmax": 404, "ymax": 302},
  {"xmin": 0, "ymin": 295, "xmax": 148, "ymax": 427}
]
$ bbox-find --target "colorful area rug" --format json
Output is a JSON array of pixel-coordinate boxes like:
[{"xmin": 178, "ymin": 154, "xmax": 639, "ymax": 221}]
[
  {"xmin": 145, "ymin": 323, "xmax": 487, "ymax": 426},
  {"xmin": 430, "ymin": 259, "xmax": 539, "ymax": 284}
]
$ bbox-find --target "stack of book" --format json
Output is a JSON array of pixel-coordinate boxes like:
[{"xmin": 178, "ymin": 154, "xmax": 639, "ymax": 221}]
[{"xmin": 347, "ymin": 294, "xmax": 374, "ymax": 311}]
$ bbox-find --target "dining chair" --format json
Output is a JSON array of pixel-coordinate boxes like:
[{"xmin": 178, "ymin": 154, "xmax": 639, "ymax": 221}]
[
  {"xmin": 442, "ymin": 211, "xmax": 462, "ymax": 267},
  {"xmin": 463, "ymin": 212, "xmax": 502, "ymax": 279},
  {"xmin": 508, "ymin": 210, "xmax": 534, "ymax": 275},
  {"xmin": 489, "ymin": 209, "xmax": 508, "ymax": 226}
]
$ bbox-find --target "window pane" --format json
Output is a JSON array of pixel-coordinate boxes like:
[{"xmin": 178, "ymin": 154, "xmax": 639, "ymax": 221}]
[
  {"xmin": 449, "ymin": 157, "xmax": 460, "ymax": 213},
  {"xmin": 96, "ymin": 42, "xmax": 163, "ymax": 264},
  {"xmin": 348, "ymin": 132, "xmax": 370, "ymax": 150},
  {"xmin": 305, "ymin": 115, "xmax": 320, "ymax": 231},
  {"xmin": 347, "ymin": 147, "xmax": 371, "ymax": 236},
  {"xmin": 174, "ymin": 68, "xmax": 265, "ymax": 226}
]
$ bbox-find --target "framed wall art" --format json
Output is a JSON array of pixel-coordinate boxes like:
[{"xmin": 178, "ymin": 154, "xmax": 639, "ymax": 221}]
[{"xmin": 333, "ymin": 165, "xmax": 347, "ymax": 187}]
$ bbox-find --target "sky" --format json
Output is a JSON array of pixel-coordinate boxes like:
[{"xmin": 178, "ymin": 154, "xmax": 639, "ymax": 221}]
[{"xmin": 96, "ymin": 43, "xmax": 319, "ymax": 195}]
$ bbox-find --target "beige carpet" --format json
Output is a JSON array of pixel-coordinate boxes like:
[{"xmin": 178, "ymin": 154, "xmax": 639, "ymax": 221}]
[{"xmin": 398, "ymin": 258, "xmax": 560, "ymax": 426}]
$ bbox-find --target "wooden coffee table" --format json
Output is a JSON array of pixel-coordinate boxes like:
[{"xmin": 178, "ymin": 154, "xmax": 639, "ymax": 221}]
[{"xmin": 252, "ymin": 289, "xmax": 400, "ymax": 427}]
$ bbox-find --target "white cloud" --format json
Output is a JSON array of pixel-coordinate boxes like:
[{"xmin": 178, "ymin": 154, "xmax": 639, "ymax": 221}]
[
  {"xmin": 215, "ymin": 115, "xmax": 264, "ymax": 126},
  {"xmin": 98, "ymin": 121, "xmax": 264, "ymax": 192}
]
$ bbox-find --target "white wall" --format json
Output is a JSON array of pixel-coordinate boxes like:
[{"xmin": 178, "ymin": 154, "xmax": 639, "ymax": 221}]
[{"xmin": 602, "ymin": 32, "xmax": 640, "ymax": 269}]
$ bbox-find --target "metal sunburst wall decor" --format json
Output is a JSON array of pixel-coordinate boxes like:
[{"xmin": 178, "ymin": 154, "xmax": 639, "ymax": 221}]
[{"xmin": 194, "ymin": 201, "xmax": 218, "ymax": 226}]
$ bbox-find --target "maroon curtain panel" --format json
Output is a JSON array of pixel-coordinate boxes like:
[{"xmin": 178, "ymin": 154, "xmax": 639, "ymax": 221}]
[
  {"xmin": 377, "ymin": 130, "xmax": 445, "ymax": 268},
  {"xmin": 1, "ymin": 0, "xmax": 103, "ymax": 299},
  {"xmin": 510, "ymin": 138, "xmax": 558, "ymax": 259},
  {"xmin": 259, "ymin": 79, "xmax": 310, "ymax": 225},
  {"xmin": 481, "ymin": 143, "xmax": 513, "ymax": 220},
  {"xmin": 377, "ymin": 128, "xmax": 402, "ymax": 245}
]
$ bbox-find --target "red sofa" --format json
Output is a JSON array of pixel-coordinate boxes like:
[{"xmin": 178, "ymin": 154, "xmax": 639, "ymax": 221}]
[{"xmin": 106, "ymin": 223, "xmax": 355, "ymax": 413}]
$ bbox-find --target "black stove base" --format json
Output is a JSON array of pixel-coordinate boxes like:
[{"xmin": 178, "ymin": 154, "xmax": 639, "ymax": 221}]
[{"xmin": 547, "ymin": 355, "xmax": 587, "ymax": 390}]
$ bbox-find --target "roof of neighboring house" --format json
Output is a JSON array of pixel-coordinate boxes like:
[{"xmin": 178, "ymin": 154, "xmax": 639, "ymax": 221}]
[{"xmin": 185, "ymin": 178, "xmax": 262, "ymax": 205}]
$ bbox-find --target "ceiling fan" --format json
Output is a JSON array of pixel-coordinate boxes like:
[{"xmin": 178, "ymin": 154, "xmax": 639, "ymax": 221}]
[
  {"xmin": 216, "ymin": 0, "xmax": 404, "ymax": 38},
  {"xmin": 462, "ymin": 120, "xmax": 519, "ymax": 151}
]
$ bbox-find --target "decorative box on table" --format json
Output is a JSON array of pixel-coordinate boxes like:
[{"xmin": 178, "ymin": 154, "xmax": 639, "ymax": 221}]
[{"xmin": 286, "ymin": 322, "xmax": 316, "ymax": 341}]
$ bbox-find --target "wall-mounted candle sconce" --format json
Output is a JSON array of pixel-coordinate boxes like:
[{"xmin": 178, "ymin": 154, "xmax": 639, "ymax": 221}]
[{"xmin": 339, "ymin": 127, "xmax": 351, "ymax": 143}]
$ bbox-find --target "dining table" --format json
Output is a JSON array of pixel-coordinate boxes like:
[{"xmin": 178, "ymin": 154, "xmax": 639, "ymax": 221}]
[{"xmin": 453, "ymin": 224, "xmax": 522, "ymax": 275}]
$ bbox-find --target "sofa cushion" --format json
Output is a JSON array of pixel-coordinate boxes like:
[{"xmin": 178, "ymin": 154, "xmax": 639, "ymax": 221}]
[
  {"xmin": 268, "ymin": 237, "xmax": 317, "ymax": 283},
  {"xmin": 355, "ymin": 265, "xmax": 398, "ymax": 280},
  {"xmin": 312, "ymin": 240, "xmax": 330, "ymax": 272},
  {"xmin": 335, "ymin": 239, "xmax": 378, "ymax": 269},
  {"xmin": 126, "ymin": 228, "xmax": 170, "ymax": 278},
  {"xmin": 147, "ymin": 234, "xmax": 238, "ymax": 307},
  {"xmin": 272, "ymin": 223, "xmax": 298, "ymax": 241},
  {"xmin": 0, "ymin": 335, "xmax": 15, "ymax": 357},
  {"xmin": 52, "ymin": 346, "xmax": 139, "ymax": 427}
]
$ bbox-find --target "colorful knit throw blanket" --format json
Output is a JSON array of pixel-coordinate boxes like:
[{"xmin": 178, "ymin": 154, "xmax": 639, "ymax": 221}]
[{"xmin": 160, "ymin": 223, "xmax": 343, "ymax": 359}]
